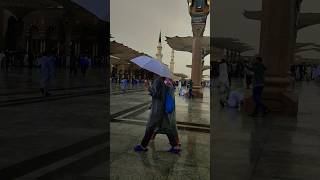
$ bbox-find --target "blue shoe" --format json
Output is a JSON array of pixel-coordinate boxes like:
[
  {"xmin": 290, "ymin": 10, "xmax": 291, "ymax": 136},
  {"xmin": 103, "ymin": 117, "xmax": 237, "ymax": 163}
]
[
  {"xmin": 168, "ymin": 147, "xmax": 181, "ymax": 154},
  {"xmin": 134, "ymin": 145, "xmax": 148, "ymax": 152}
]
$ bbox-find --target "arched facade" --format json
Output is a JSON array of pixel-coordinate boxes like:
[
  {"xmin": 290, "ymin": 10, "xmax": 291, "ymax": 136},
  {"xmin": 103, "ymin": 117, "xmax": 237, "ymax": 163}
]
[{"xmin": 0, "ymin": 0, "xmax": 106, "ymax": 66}]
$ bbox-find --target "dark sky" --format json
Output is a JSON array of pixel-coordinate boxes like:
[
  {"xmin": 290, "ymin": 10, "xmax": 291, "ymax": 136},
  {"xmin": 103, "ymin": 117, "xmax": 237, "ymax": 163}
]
[{"xmin": 212, "ymin": 0, "xmax": 320, "ymax": 58}]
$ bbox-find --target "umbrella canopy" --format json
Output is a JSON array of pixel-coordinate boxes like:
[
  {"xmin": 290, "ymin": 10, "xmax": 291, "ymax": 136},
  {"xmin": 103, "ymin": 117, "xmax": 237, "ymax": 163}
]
[{"xmin": 131, "ymin": 56, "xmax": 173, "ymax": 79}]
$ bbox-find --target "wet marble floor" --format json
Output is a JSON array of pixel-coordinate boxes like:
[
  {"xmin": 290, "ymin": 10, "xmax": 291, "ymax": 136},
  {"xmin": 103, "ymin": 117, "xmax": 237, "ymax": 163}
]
[
  {"xmin": 110, "ymin": 123, "xmax": 210, "ymax": 180},
  {"xmin": 0, "ymin": 68, "xmax": 108, "ymax": 179},
  {"xmin": 212, "ymin": 79, "xmax": 320, "ymax": 180},
  {"xmin": 132, "ymin": 88, "xmax": 210, "ymax": 126},
  {"xmin": 110, "ymin": 87, "xmax": 210, "ymax": 180}
]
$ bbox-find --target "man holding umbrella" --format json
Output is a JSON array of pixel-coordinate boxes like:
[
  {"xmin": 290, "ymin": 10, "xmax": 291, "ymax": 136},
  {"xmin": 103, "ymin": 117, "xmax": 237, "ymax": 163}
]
[{"xmin": 131, "ymin": 56, "xmax": 181, "ymax": 154}]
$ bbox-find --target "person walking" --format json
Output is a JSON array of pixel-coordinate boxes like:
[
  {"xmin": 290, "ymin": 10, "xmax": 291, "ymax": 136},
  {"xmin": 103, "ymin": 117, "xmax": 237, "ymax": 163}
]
[
  {"xmin": 178, "ymin": 80, "xmax": 183, "ymax": 96},
  {"xmin": 79, "ymin": 55, "xmax": 89, "ymax": 76},
  {"xmin": 312, "ymin": 65, "xmax": 317, "ymax": 80},
  {"xmin": 4, "ymin": 50, "xmax": 10, "ymax": 72},
  {"xmin": 0, "ymin": 50, "xmax": 5, "ymax": 70},
  {"xmin": 134, "ymin": 76, "xmax": 180, "ymax": 154},
  {"xmin": 188, "ymin": 79, "xmax": 193, "ymax": 98},
  {"xmin": 27, "ymin": 51, "xmax": 34, "ymax": 72},
  {"xmin": 150, "ymin": 78, "xmax": 181, "ymax": 150},
  {"xmin": 245, "ymin": 62, "xmax": 253, "ymax": 89},
  {"xmin": 246, "ymin": 57, "xmax": 268, "ymax": 117},
  {"xmin": 38, "ymin": 51, "xmax": 55, "ymax": 96},
  {"xmin": 69, "ymin": 55, "xmax": 78, "ymax": 76},
  {"xmin": 295, "ymin": 64, "xmax": 300, "ymax": 80},
  {"xmin": 218, "ymin": 59, "xmax": 230, "ymax": 107},
  {"xmin": 120, "ymin": 78, "xmax": 128, "ymax": 93},
  {"xmin": 316, "ymin": 65, "xmax": 320, "ymax": 81},
  {"xmin": 219, "ymin": 88, "xmax": 244, "ymax": 110},
  {"xmin": 306, "ymin": 64, "xmax": 312, "ymax": 81}
]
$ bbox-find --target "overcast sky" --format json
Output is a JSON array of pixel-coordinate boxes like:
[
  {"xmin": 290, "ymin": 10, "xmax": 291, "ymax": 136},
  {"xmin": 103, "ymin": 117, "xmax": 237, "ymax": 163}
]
[
  {"xmin": 212, "ymin": 0, "xmax": 320, "ymax": 58},
  {"xmin": 111, "ymin": 0, "xmax": 320, "ymax": 77},
  {"xmin": 110, "ymin": 0, "xmax": 210, "ymax": 77}
]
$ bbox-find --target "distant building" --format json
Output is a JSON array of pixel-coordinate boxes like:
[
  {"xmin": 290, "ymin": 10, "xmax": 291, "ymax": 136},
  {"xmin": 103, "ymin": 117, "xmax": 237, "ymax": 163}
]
[
  {"xmin": 170, "ymin": 49, "xmax": 175, "ymax": 72},
  {"xmin": 0, "ymin": 0, "xmax": 106, "ymax": 60},
  {"xmin": 155, "ymin": 31, "xmax": 163, "ymax": 62}
]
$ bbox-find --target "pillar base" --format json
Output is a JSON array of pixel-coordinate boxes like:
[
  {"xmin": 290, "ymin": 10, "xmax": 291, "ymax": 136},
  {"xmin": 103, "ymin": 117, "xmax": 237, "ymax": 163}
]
[
  {"xmin": 191, "ymin": 86, "xmax": 203, "ymax": 98},
  {"xmin": 243, "ymin": 77, "xmax": 298, "ymax": 116}
]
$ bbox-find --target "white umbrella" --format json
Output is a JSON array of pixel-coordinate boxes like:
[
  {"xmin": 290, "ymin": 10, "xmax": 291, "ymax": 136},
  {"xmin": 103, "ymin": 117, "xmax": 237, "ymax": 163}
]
[
  {"xmin": 71, "ymin": 0, "xmax": 108, "ymax": 21},
  {"xmin": 131, "ymin": 56, "xmax": 173, "ymax": 79}
]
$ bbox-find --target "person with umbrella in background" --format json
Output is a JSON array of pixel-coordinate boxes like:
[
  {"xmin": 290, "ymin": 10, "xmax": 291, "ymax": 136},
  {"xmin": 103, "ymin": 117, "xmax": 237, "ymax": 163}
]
[{"xmin": 131, "ymin": 56, "xmax": 180, "ymax": 154}]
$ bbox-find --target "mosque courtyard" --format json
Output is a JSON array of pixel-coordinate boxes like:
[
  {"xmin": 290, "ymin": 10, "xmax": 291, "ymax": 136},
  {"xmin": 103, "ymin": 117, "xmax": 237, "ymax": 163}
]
[
  {"xmin": 213, "ymin": 79, "xmax": 320, "ymax": 179},
  {"xmin": 0, "ymin": 67, "xmax": 108, "ymax": 179},
  {"xmin": 0, "ymin": 66, "xmax": 320, "ymax": 179},
  {"xmin": 110, "ymin": 86, "xmax": 210, "ymax": 180}
]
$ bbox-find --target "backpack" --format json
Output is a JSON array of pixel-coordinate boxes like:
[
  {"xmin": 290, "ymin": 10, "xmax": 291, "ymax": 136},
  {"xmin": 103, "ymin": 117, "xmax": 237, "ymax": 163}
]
[{"xmin": 165, "ymin": 90, "xmax": 175, "ymax": 114}]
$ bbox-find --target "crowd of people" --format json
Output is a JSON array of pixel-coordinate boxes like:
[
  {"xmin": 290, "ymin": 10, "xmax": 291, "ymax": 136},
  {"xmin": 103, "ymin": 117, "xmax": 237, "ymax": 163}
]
[
  {"xmin": 212, "ymin": 59, "xmax": 320, "ymax": 90},
  {"xmin": 117, "ymin": 75, "xmax": 211, "ymax": 99},
  {"xmin": 290, "ymin": 63, "xmax": 320, "ymax": 81},
  {"xmin": 0, "ymin": 49, "xmax": 106, "ymax": 97},
  {"xmin": 0, "ymin": 49, "xmax": 105, "ymax": 73},
  {"xmin": 215, "ymin": 57, "xmax": 269, "ymax": 117}
]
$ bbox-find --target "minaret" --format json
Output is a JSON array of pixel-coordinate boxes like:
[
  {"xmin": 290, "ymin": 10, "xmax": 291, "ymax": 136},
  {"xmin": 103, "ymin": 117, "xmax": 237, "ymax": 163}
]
[
  {"xmin": 156, "ymin": 31, "xmax": 163, "ymax": 62},
  {"xmin": 170, "ymin": 49, "xmax": 175, "ymax": 72}
]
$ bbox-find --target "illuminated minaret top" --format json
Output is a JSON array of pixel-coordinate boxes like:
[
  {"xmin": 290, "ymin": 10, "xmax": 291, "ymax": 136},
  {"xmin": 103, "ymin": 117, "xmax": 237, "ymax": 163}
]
[
  {"xmin": 170, "ymin": 49, "xmax": 175, "ymax": 72},
  {"xmin": 156, "ymin": 31, "xmax": 163, "ymax": 62}
]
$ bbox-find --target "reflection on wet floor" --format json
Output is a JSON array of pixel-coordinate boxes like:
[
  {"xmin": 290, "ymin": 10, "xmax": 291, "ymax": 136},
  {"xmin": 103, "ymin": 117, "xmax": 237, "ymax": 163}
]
[
  {"xmin": 110, "ymin": 88, "xmax": 210, "ymax": 180},
  {"xmin": 110, "ymin": 123, "xmax": 210, "ymax": 180},
  {"xmin": 0, "ymin": 68, "xmax": 107, "ymax": 179},
  {"xmin": 213, "ymin": 80, "xmax": 320, "ymax": 180},
  {"xmin": 132, "ymin": 88, "xmax": 210, "ymax": 125}
]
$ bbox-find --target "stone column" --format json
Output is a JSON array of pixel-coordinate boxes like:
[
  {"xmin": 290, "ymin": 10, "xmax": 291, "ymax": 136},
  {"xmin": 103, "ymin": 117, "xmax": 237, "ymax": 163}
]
[
  {"xmin": 0, "ymin": 8, "xmax": 4, "ymax": 49},
  {"xmin": 191, "ymin": 24, "xmax": 206, "ymax": 98},
  {"xmin": 64, "ymin": 20, "xmax": 72, "ymax": 68},
  {"xmin": 121, "ymin": 64, "xmax": 125, "ymax": 78},
  {"xmin": 92, "ymin": 44, "xmax": 95, "ymax": 59},
  {"xmin": 26, "ymin": 40, "xmax": 29, "ymax": 53},
  {"xmin": 244, "ymin": 0, "xmax": 299, "ymax": 116},
  {"xmin": 43, "ymin": 40, "xmax": 46, "ymax": 53},
  {"xmin": 226, "ymin": 49, "xmax": 230, "ymax": 61},
  {"xmin": 40, "ymin": 41, "xmax": 43, "ymax": 54},
  {"xmin": 57, "ymin": 42, "xmax": 60, "ymax": 55}
]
